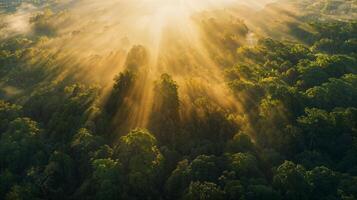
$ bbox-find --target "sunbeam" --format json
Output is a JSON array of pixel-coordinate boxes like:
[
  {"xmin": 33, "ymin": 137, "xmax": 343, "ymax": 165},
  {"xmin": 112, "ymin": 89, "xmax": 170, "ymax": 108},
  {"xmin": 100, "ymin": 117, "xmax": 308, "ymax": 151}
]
[
  {"xmin": 1, "ymin": 0, "xmax": 356, "ymax": 199},
  {"xmin": 24, "ymin": 0, "xmax": 274, "ymax": 131}
]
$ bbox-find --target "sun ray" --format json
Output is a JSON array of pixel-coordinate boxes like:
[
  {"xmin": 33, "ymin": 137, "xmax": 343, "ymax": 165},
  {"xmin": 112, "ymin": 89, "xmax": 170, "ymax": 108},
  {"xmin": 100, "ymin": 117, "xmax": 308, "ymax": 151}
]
[{"xmin": 20, "ymin": 0, "xmax": 277, "ymax": 131}]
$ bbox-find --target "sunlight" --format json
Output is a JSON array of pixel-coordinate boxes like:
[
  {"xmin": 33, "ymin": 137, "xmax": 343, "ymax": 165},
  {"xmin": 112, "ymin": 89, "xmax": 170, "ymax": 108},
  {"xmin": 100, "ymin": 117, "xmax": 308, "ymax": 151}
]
[
  {"xmin": 1, "ymin": 0, "xmax": 355, "ymax": 198},
  {"xmin": 27, "ymin": 0, "xmax": 276, "ymax": 130},
  {"xmin": 61, "ymin": 0, "xmax": 270, "ymax": 52}
]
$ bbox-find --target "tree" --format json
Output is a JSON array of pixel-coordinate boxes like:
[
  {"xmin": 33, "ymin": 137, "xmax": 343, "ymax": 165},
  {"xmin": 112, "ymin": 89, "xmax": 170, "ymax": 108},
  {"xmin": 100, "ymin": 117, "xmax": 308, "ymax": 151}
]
[
  {"xmin": 124, "ymin": 45, "xmax": 148, "ymax": 71},
  {"xmin": 305, "ymin": 74, "xmax": 357, "ymax": 109},
  {"xmin": 189, "ymin": 155, "xmax": 222, "ymax": 182},
  {"xmin": 91, "ymin": 158, "xmax": 124, "ymax": 200},
  {"xmin": 226, "ymin": 132, "xmax": 255, "ymax": 153},
  {"xmin": 150, "ymin": 73, "xmax": 180, "ymax": 145},
  {"xmin": 218, "ymin": 170, "xmax": 246, "ymax": 199},
  {"xmin": 0, "ymin": 101, "xmax": 22, "ymax": 133},
  {"xmin": 183, "ymin": 181, "xmax": 225, "ymax": 200},
  {"xmin": 307, "ymin": 166, "xmax": 339, "ymax": 200},
  {"xmin": 41, "ymin": 151, "xmax": 76, "ymax": 199},
  {"xmin": 105, "ymin": 70, "xmax": 136, "ymax": 117},
  {"xmin": 71, "ymin": 128, "xmax": 104, "ymax": 179},
  {"xmin": 30, "ymin": 9, "xmax": 58, "ymax": 36},
  {"xmin": 228, "ymin": 152, "xmax": 262, "ymax": 179},
  {"xmin": 273, "ymin": 161, "xmax": 311, "ymax": 200},
  {"xmin": 114, "ymin": 129, "xmax": 164, "ymax": 199},
  {"xmin": 165, "ymin": 160, "xmax": 191, "ymax": 199},
  {"xmin": 297, "ymin": 107, "xmax": 355, "ymax": 159},
  {"xmin": 0, "ymin": 118, "xmax": 44, "ymax": 173}
]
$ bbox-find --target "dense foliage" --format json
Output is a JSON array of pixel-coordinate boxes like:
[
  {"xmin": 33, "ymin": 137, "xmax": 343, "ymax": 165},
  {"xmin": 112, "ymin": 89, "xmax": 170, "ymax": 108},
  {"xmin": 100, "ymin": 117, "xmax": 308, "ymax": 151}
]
[{"xmin": 0, "ymin": 0, "xmax": 356, "ymax": 199}]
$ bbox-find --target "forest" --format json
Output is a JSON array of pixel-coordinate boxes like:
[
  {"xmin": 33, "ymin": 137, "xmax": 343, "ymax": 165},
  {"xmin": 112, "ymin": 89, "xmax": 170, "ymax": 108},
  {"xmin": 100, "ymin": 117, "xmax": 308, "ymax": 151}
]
[{"xmin": 0, "ymin": 0, "xmax": 356, "ymax": 199}]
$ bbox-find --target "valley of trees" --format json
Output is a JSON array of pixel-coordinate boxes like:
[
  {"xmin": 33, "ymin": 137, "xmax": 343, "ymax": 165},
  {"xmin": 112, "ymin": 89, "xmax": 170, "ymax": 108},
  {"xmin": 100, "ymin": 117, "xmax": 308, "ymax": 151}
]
[{"xmin": 0, "ymin": 0, "xmax": 356, "ymax": 199}]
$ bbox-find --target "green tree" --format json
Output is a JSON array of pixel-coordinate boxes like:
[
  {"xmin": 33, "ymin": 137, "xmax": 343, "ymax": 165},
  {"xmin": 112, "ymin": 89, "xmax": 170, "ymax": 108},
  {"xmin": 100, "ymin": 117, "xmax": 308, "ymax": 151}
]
[
  {"xmin": 91, "ymin": 158, "xmax": 125, "ymax": 200},
  {"xmin": 165, "ymin": 160, "xmax": 191, "ymax": 199},
  {"xmin": 150, "ymin": 73, "xmax": 180, "ymax": 145},
  {"xmin": 114, "ymin": 129, "xmax": 164, "ymax": 199},
  {"xmin": 41, "ymin": 151, "xmax": 76, "ymax": 199},
  {"xmin": 228, "ymin": 152, "xmax": 262, "ymax": 179},
  {"xmin": 183, "ymin": 181, "xmax": 225, "ymax": 200},
  {"xmin": 307, "ymin": 166, "xmax": 339, "ymax": 200},
  {"xmin": 226, "ymin": 132, "xmax": 255, "ymax": 153},
  {"xmin": 189, "ymin": 155, "xmax": 222, "ymax": 182},
  {"xmin": 105, "ymin": 70, "xmax": 136, "ymax": 117},
  {"xmin": 0, "ymin": 101, "xmax": 22, "ymax": 133},
  {"xmin": 71, "ymin": 128, "xmax": 104, "ymax": 180},
  {"xmin": 273, "ymin": 161, "xmax": 311, "ymax": 200},
  {"xmin": 0, "ymin": 118, "xmax": 44, "ymax": 173}
]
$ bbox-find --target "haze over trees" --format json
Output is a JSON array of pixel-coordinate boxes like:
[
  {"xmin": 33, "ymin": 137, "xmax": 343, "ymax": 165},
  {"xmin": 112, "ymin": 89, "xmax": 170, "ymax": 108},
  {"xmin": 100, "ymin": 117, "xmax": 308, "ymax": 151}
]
[{"xmin": 0, "ymin": 0, "xmax": 356, "ymax": 199}]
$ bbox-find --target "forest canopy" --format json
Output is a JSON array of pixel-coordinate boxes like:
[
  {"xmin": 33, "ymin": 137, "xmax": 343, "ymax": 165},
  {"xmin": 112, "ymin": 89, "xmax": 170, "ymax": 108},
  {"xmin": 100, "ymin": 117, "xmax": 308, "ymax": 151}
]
[{"xmin": 0, "ymin": 0, "xmax": 356, "ymax": 199}]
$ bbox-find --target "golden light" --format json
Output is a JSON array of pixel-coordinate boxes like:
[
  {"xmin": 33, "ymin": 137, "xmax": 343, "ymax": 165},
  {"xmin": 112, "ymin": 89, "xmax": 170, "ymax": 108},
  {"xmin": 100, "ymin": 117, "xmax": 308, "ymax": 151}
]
[{"xmin": 30, "ymin": 0, "xmax": 275, "ymax": 131}]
